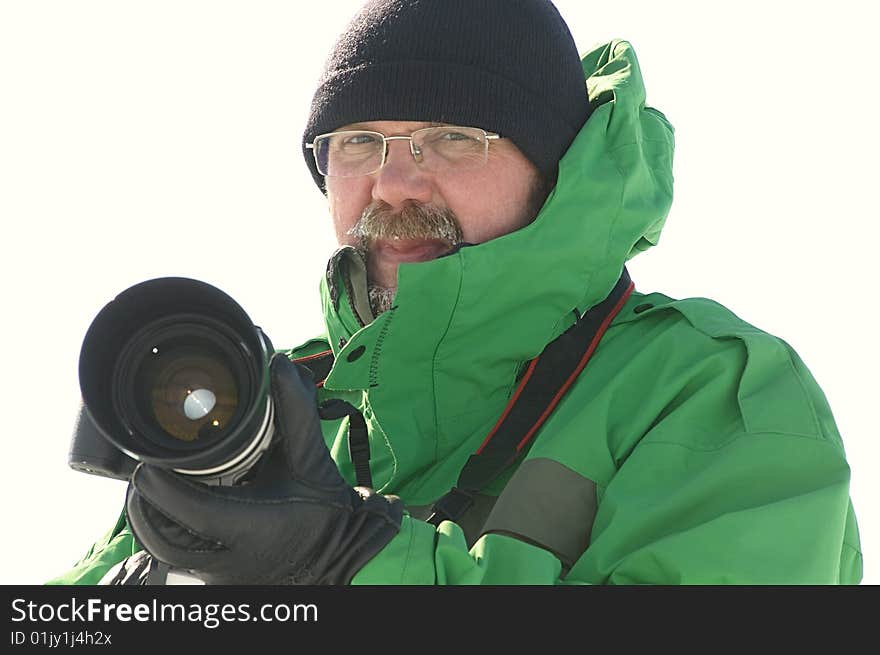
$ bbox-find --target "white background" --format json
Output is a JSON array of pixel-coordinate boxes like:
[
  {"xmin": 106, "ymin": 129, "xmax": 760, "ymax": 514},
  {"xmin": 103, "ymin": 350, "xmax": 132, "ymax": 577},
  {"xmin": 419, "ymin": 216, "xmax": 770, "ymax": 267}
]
[{"xmin": 1, "ymin": 1, "xmax": 876, "ymax": 584}]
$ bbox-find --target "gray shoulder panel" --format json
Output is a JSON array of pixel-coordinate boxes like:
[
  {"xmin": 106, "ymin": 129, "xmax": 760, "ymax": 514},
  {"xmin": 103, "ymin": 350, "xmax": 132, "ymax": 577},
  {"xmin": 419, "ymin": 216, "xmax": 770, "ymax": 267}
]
[{"xmin": 480, "ymin": 457, "xmax": 597, "ymax": 570}]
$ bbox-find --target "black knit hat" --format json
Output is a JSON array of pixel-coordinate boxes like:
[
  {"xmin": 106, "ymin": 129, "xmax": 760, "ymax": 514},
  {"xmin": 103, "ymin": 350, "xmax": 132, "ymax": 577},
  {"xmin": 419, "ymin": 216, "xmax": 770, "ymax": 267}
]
[{"xmin": 302, "ymin": 0, "xmax": 591, "ymax": 191}]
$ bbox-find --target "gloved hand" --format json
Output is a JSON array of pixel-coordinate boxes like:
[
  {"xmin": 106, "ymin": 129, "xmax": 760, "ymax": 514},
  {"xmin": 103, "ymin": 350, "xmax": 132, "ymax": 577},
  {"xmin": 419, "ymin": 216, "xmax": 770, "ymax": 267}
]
[{"xmin": 125, "ymin": 353, "xmax": 403, "ymax": 585}]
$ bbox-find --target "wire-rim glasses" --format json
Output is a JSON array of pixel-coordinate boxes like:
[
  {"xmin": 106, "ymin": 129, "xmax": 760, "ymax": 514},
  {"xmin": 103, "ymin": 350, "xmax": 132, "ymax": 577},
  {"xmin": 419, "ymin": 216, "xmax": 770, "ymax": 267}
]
[{"xmin": 306, "ymin": 126, "xmax": 500, "ymax": 178}]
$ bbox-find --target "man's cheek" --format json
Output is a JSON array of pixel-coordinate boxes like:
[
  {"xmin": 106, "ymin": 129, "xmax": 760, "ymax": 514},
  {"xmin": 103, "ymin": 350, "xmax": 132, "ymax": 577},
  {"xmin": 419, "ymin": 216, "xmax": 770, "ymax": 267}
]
[
  {"xmin": 331, "ymin": 209, "xmax": 364, "ymax": 246},
  {"xmin": 328, "ymin": 187, "xmax": 369, "ymax": 240}
]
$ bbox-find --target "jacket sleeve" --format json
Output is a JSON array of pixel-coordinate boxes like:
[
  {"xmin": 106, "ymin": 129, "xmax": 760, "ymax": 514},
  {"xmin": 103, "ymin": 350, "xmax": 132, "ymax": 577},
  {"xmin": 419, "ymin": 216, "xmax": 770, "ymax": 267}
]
[
  {"xmin": 45, "ymin": 511, "xmax": 139, "ymax": 585},
  {"xmin": 352, "ymin": 456, "xmax": 599, "ymax": 584},
  {"xmin": 575, "ymin": 431, "xmax": 862, "ymax": 584},
  {"xmin": 352, "ymin": 517, "xmax": 568, "ymax": 584},
  {"xmin": 351, "ymin": 430, "xmax": 862, "ymax": 585}
]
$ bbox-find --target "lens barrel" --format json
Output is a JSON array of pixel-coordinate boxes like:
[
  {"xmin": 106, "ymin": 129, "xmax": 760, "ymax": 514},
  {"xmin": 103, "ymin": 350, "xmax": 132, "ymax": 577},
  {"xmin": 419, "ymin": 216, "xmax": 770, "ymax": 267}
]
[{"xmin": 76, "ymin": 278, "xmax": 275, "ymax": 485}]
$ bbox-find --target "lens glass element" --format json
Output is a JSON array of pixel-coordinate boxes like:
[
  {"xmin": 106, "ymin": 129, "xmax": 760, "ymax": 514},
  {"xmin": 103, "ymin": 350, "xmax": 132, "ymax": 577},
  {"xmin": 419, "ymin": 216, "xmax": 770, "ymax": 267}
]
[{"xmin": 136, "ymin": 340, "xmax": 240, "ymax": 443}]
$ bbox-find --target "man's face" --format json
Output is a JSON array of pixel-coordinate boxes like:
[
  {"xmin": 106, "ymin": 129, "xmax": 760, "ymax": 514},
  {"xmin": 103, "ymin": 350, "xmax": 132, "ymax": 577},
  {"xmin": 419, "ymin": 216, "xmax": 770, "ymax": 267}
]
[{"xmin": 326, "ymin": 120, "xmax": 545, "ymax": 292}]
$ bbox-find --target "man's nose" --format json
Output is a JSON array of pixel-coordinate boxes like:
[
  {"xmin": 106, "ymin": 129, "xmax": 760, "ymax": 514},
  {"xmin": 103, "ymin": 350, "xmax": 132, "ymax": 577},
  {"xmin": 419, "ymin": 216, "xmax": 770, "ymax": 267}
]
[{"xmin": 371, "ymin": 140, "xmax": 434, "ymax": 209}]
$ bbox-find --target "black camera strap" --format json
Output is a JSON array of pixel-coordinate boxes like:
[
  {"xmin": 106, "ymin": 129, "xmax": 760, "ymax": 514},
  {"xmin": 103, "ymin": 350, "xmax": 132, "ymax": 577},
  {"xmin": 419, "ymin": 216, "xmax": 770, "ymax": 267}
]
[
  {"xmin": 317, "ymin": 398, "xmax": 372, "ymax": 489},
  {"xmin": 425, "ymin": 269, "xmax": 634, "ymax": 526},
  {"xmin": 293, "ymin": 349, "xmax": 373, "ymax": 489},
  {"xmin": 293, "ymin": 268, "xmax": 634, "ymax": 520}
]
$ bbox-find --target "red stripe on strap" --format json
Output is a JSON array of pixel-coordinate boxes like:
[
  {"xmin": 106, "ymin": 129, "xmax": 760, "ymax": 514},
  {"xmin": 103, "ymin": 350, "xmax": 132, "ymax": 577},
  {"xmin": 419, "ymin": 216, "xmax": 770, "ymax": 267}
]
[
  {"xmin": 515, "ymin": 282, "xmax": 634, "ymax": 452},
  {"xmin": 293, "ymin": 348, "xmax": 333, "ymax": 363},
  {"xmin": 293, "ymin": 348, "xmax": 333, "ymax": 388},
  {"xmin": 475, "ymin": 357, "xmax": 540, "ymax": 455}
]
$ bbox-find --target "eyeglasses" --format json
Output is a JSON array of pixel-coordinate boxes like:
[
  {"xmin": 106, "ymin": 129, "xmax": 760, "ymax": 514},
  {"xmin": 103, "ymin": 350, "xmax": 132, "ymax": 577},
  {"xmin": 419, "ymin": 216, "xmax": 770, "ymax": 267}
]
[{"xmin": 306, "ymin": 126, "xmax": 500, "ymax": 178}]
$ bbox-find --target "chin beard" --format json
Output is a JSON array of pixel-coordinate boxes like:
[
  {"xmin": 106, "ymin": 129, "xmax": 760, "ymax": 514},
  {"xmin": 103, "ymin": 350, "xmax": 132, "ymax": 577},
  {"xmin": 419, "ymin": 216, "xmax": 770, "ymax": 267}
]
[{"xmin": 368, "ymin": 285, "xmax": 396, "ymax": 316}]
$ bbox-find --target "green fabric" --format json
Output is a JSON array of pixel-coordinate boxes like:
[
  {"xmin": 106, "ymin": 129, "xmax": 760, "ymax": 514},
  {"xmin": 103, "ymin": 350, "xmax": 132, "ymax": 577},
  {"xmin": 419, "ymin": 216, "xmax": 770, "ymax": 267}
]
[
  {"xmin": 47, "ymin": 511, "xmax": 139, "ymax": 585},
  {"xmin": 52, "ymin": 40, "xmax": 862, "ymax": 585}
]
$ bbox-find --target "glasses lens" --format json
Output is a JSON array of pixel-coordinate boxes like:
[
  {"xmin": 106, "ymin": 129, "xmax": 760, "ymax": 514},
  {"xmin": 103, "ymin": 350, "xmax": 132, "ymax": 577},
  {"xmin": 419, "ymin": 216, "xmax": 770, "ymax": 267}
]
[
  {"xmin": 314, "ymin": 131, "xmax": 384, "ymax": 177},
  {"xmin": 414, "ymin": 127, "xmax": 488, "ymax": 172}
]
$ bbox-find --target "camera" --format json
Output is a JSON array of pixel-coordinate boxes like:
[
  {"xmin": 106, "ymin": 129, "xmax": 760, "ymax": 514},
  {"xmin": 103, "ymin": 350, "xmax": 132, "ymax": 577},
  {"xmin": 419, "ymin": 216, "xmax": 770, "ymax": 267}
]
[{"xmin": 70, "ymin": 277, "xmax": 276, "ymax": 486}]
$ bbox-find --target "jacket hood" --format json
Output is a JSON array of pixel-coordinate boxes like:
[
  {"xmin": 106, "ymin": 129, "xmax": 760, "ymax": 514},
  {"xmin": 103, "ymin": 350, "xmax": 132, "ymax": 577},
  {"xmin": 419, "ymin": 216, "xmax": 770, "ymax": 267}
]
[{"xmin": 318, "ymin": 40, "xmax": 674, "ymax": 501}]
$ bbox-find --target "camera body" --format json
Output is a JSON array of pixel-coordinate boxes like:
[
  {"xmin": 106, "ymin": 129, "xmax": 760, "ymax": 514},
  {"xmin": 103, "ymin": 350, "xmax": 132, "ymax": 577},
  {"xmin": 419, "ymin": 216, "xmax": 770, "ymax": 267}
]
[{"xmin": 71, "ymin": 277, "xmax": 275, "ymax": 486}]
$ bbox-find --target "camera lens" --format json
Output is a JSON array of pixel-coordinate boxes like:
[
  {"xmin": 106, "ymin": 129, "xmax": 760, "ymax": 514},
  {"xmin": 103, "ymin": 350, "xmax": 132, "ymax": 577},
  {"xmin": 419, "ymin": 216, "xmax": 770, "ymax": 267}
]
[
  {"xmin": 77, "ymin": 277, "xmax": 275, "ymax": 484},
  {"xmin": 132, "ymin": 328, "xmax": 239, "ymax": 443},
  {"xmin": 147, "ymin": 348, "xmax": 234, "ymax": 441},
  {"xmin": 112, "ymin": 314, "xmax": 257, "ymax": 455}
]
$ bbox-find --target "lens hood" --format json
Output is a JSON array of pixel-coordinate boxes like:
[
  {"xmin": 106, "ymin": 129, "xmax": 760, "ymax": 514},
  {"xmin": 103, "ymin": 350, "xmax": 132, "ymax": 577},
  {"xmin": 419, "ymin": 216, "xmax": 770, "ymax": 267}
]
[{"xmin": 78, "ymin": 277, "xmax": 274, "ymax": 483}]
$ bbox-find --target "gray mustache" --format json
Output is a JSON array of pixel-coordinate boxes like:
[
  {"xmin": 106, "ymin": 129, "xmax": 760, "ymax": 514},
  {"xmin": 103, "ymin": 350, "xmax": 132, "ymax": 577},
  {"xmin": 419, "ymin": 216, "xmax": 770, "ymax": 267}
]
[{"xmin": 347, "ymin": 201, "xmax": 463, "ymax": 245}]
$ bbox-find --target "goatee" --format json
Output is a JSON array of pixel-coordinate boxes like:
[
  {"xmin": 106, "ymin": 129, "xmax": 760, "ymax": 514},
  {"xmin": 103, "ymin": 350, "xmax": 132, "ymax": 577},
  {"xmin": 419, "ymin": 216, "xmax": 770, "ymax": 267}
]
[{"xmin": 368, "ymin": 285, "xmax": 397, "ymax": 316}]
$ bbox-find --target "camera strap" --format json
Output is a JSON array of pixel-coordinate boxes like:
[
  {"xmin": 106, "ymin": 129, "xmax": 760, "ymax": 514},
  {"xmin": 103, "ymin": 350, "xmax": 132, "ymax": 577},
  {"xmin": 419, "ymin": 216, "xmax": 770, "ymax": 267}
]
[
  {"xmin": 292, "ymin": 348, "xmax": 335, "ymax": 388},
  {"xmin": 293, "ymin": 268, "xmax": 634, "ymax": 521},
  {"xmin": 292, "ymin": 350, "xmax": 373, "ymax": 489},
  {"xmin": 317, "ymin": 398, "xmax": 372, "ymax": 489},
  {"xmin": 426, "ymin": 269, "xmax": 634, "ymax": 526}
]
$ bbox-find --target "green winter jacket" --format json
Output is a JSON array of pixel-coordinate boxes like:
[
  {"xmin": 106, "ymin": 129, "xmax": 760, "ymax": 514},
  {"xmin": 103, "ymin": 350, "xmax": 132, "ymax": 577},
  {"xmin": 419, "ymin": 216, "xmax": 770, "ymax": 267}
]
[{"xmin": 49, "ymin": 40, "xmax": 862, "ymax": 585}]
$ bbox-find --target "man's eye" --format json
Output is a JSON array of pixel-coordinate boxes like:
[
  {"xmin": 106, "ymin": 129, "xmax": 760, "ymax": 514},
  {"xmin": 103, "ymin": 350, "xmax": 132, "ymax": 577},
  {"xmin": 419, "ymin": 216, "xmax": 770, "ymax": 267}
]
[
  {"xmin": 439, "ymin": 131, "xmax": 472, "ymax": 141},
  {"xmin": 344, "ymin": 134, "xmax": 378, "ymax": 146}
]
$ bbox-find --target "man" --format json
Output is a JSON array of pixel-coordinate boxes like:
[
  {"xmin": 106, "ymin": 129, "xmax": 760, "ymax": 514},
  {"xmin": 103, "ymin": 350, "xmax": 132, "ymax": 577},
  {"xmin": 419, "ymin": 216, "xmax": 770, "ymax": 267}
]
[{"xmin": 51, "ymin": 0, "xmax": 862, "ymax": 585}]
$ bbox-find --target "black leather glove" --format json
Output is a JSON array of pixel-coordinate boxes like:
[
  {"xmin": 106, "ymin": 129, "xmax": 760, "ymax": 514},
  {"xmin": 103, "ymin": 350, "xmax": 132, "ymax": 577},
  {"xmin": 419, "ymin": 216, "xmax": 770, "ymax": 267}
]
[{"xmin": 125, "ymin": 353, "xmax": 403, "ymax": 585}]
